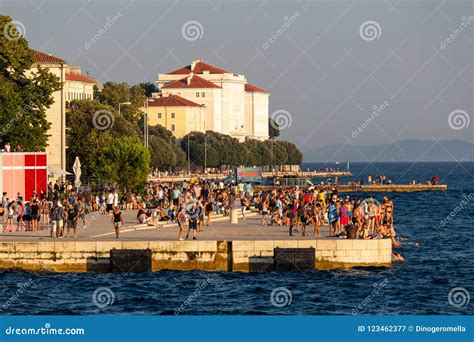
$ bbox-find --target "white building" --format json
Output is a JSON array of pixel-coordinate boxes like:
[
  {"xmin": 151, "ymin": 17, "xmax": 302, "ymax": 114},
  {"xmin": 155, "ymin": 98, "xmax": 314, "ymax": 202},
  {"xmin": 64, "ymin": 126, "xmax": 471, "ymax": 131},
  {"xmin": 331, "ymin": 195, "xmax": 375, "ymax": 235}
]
[{"xmin": 157, "ymin": 60, "xmax": 269, "ymax": 141}]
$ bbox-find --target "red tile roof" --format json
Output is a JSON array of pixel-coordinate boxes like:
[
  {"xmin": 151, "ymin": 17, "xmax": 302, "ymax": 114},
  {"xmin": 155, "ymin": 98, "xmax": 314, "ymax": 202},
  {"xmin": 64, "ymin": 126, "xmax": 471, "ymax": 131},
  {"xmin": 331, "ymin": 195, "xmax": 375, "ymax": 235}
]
[
  {"xmin": 147, "ymin": 95, "xmax": 204, "ymax": 107},
  {"xmin": 31, "ymin": 49, "xmax": 65, "ymax": 64},
  {"xmin": 65, "ymin": 73, "xmax": 96, "ymax": 83},
  {"xmin": 166, "ymin": 61, "xmax": 229, "ymax": 75},
  {"xmin": 245, "ymin": 83, "xmax": 268, "ymax": 93},
  {"xmin": 161, "ymin": 75, "xmax": 222, "ymax": 89}
]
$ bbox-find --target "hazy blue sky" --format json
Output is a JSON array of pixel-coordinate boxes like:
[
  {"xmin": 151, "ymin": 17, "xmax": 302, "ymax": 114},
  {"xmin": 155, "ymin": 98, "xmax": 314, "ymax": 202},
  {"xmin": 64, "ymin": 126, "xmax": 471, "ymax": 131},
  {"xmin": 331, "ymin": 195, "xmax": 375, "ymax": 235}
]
[{"xmin": 1, "ymin": 0, "xmax": 473, "ymax": 155}]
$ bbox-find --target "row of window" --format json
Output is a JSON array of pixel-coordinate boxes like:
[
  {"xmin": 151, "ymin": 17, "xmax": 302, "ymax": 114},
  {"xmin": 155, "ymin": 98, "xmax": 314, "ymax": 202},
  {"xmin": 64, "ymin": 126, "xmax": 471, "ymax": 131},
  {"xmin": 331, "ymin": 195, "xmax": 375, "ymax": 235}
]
[
  {"xmin": 68, "ymin": 92, "xmax": 92, "ymax": 100},
  {"xmin": 157, "ymin": 112, "xmax": 176, "ymax": 119},
  {"xmin": 196, "ymin": 92, "xmax": 205, "ymax": 98}
]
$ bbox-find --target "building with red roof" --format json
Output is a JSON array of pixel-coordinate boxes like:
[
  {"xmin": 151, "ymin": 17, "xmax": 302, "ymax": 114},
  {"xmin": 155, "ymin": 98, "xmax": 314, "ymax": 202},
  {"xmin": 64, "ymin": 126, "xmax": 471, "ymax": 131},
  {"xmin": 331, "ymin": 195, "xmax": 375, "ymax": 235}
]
[
  {"xmin": 143, "ymin": 94, "xmax": 206, "ymax": 138},
  {"xmin": 157, "ymin": 59, "xmax": 269, "ymax": 141}
]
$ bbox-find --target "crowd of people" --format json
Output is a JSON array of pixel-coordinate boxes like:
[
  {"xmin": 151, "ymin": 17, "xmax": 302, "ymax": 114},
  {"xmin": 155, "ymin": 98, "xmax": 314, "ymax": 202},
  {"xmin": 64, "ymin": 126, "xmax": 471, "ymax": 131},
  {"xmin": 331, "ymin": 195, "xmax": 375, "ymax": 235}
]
[{"xmin": 0, "ymin": 179, "xmax": 399, "ymax": 248}]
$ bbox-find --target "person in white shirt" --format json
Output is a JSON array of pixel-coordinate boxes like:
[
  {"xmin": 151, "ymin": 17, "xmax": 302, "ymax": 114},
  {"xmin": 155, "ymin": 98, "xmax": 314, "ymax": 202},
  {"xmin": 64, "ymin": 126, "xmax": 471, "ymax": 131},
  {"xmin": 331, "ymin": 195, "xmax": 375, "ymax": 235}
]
[{"xmin": 106, "ymin": 191, "xmax": 114, "ymax": 214}]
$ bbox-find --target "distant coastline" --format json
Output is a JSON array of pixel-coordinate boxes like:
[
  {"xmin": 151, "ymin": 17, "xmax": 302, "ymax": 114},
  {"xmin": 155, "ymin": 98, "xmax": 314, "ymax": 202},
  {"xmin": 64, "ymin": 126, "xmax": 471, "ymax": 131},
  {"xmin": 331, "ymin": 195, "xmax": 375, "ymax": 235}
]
[{"xmin": 302, "ymin": 139, "xmax": 474, "ymax": 163}]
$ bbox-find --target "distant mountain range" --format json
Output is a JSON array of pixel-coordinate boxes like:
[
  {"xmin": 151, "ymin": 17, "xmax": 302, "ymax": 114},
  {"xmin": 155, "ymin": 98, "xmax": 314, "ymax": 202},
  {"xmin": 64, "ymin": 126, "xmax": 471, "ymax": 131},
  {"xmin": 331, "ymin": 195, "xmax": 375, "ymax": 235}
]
[{"xmin": 302, "ymin": 139, "xmax": 474, "ymax": 162}]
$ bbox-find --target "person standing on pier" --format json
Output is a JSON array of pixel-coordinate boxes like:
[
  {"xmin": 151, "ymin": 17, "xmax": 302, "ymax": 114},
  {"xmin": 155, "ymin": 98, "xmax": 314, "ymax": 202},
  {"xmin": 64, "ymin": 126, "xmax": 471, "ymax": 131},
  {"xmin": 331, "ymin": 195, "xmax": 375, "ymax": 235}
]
[
  {"xmin": 186, "ymin": 203, "xmax": 199, "ymax": 240},
  {"xmin": 328, "ymin": 201, "xmax": 338, "ymax": 237},
  {"xmin": 112, "ymin": 206, "xmax": 123, "ymax": 239}
]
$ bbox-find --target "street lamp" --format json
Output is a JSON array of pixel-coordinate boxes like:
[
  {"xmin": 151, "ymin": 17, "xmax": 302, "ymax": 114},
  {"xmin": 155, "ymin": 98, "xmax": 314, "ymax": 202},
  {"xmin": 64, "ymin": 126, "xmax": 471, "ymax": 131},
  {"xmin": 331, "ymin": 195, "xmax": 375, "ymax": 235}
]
[
  {"xmin": 143, "ymin": 99, "xmax": 149, "ymax": 148},
  {"xmin": 187, "ymin": 133, "xmax": 193, "ymax": 176},
  {"xmin": 118, "ymin": 102, "xmax": 131, "ymax": 116}
]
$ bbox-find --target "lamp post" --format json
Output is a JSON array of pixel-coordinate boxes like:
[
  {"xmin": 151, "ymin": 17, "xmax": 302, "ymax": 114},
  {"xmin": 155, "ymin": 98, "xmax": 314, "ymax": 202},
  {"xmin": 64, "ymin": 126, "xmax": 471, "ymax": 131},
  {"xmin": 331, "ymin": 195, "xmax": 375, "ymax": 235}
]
[
  {"xmin": 187, "ymin": 133, "xmax": 192, "ymax": 176},
  {"xmin": 118, "ymin": 102, "xmax": 131, "ymax": 116},
  {"xmin": 143, "ymin": 99, "xmax": 149, "ymax": 148}
]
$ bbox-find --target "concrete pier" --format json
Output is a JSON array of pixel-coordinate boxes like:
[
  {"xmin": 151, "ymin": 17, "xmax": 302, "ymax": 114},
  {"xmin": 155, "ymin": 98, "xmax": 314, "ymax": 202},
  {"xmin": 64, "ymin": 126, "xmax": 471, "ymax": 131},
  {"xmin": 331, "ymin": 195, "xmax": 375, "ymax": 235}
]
[{"xmin": 0, "ymin": 213, "xmax": 392, "ymax": 272}]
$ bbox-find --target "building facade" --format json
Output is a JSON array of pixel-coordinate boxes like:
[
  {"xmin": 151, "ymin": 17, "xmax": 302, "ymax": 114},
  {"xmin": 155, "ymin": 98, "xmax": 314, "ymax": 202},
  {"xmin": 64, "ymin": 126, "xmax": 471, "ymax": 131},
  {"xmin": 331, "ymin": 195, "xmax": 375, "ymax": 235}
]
[
  {"xmin": 156, "ymin": 60, "xmax": 269, "ymax": 141},
  {"xmin": 30, "ymin": 49, "xmax": 96, "ymax": 173},
  {"xmin": 145, "ymin": 94, "xmax": 206, "ymax": 138}
]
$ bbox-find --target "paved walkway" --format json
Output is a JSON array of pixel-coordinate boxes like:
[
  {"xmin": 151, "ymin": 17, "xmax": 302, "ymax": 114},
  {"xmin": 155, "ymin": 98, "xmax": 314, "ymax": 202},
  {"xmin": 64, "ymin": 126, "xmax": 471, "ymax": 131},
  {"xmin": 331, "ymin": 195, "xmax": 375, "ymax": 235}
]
[{"xmin": 0, "ymin": 210, "xmax": 332, "ymax": 241}]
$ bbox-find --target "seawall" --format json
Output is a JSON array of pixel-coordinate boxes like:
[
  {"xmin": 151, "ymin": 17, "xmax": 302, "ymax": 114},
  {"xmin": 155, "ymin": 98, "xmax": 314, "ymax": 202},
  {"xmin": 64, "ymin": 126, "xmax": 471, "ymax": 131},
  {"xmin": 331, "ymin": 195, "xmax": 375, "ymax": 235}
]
[{"xmin": 0, "ymin": 239, "xmax": 391, "ymax": 272}]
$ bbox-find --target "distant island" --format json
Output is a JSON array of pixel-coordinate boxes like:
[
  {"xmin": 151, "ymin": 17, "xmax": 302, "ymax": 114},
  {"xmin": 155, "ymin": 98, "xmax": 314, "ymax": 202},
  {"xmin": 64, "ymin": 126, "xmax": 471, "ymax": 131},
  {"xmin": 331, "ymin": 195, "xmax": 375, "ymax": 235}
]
[{"xmin": 303, "ymin": 139, "xmax": 474, "ymax": 162}]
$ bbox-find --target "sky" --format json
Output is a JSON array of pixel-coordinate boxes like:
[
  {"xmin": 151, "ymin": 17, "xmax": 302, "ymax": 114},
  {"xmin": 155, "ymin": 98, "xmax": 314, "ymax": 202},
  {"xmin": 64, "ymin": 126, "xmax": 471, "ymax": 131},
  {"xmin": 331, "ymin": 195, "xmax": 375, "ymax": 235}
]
[{"xmin": 1, "ymin": 0, "xmax": 473, "ymax": 155}]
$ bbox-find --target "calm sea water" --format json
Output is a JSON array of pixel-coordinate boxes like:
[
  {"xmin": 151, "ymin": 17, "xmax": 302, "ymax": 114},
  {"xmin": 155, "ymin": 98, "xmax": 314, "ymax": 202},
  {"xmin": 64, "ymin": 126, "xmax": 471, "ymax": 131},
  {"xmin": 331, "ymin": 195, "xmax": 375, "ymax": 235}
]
[{"xmin": 1, "ymin": 162, "xmax": 473, "ymax": 315}]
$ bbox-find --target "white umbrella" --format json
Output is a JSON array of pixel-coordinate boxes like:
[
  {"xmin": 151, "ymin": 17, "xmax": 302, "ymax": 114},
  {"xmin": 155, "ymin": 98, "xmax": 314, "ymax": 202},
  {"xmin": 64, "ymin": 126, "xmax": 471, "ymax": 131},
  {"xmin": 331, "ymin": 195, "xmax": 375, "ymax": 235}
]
[{"xmin": 72, "ymin": 156, "xmax": 82, "ymax": 189}]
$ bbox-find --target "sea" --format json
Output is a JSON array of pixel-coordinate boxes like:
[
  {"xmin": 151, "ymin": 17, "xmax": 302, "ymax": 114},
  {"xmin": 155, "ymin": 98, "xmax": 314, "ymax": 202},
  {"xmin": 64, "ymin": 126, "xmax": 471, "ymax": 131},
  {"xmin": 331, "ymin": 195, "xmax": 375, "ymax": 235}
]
[{"xmin": 0, "ymin": 162, "xmax": 473, "ymax": 315}]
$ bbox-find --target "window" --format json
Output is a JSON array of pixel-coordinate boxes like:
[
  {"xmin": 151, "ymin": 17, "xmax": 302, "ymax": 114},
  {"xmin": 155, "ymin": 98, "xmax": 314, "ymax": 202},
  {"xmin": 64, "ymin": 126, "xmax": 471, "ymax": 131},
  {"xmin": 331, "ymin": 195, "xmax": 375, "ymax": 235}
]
[
  {"xmin": 201, "ymin": 92, "xmax": 205, "ymax": 97},
  {"xmin": 196, "ymin": 92, "xmax": 200, "ymax": 97},
  {"xmin": 158, "ymin": 113, "xmax": 162, "ymax": 119},
  {"xmin": 171, "ymin": 124, "xmax": 175, "ymax": 131},
  {"xmin": 171, "ymin": 112, "xmax": 175, "ymax": 119}
]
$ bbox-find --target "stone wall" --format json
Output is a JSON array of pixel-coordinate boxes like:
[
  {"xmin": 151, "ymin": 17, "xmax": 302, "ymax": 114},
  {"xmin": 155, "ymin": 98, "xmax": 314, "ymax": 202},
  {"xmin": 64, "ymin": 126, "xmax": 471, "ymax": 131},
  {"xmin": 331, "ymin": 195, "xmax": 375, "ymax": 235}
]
[{"xmin": 0, "ymin": 239, "xmax": 391, "ymax": 272}]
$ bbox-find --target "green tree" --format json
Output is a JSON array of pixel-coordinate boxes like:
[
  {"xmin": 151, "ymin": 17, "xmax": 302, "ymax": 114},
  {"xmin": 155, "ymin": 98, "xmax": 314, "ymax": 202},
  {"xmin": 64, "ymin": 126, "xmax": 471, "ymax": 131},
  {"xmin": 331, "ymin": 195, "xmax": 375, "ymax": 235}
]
[
  {"xmin": 268, "ymin": 118, "xmax": 280, "ymax": 139},
  {"xmin": 139, "ymin": 82, "xmax": 159, "ymax": 97},
  {"xmin": 0, "ymin": 15, "xmax": 63, "ymax": 150},
  {"xmin": 66, "ymin": 100, "xmax": 140, "ymax": 177},
  {"xmin": 97, "ymin": 81, "xmax": 146, "ymax": 123},
  {"xmin": 99, "ymin": 136, "xmax": 150, "ymax": 190}
]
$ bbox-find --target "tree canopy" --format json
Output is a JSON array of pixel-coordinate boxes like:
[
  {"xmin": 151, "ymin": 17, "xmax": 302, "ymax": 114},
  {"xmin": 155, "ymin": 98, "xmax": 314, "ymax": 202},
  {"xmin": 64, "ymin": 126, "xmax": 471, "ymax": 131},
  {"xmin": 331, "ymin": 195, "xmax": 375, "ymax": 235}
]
[
  {"xmin": 99, "ymin": 136, "xmax": 150, "ymax": 191},
  {"xmin": 0, "ymin": 15, "xmax": 63, "ymax": 151}
]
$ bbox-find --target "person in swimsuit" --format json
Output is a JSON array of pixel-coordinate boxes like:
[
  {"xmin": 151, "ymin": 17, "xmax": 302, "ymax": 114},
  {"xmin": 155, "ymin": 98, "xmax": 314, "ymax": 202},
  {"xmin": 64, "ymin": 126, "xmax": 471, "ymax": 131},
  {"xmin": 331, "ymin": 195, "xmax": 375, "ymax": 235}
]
[
  {"xmin": 312, "ymin": 202, "xmax": 321, "ymax": 238},
  {"xmin": 383, "ymin": 196, "xmax": 394, "ymax": 228},
  {"xmin": 177, "ymin": 206, "xmax": 187, "ymax": 240}
]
